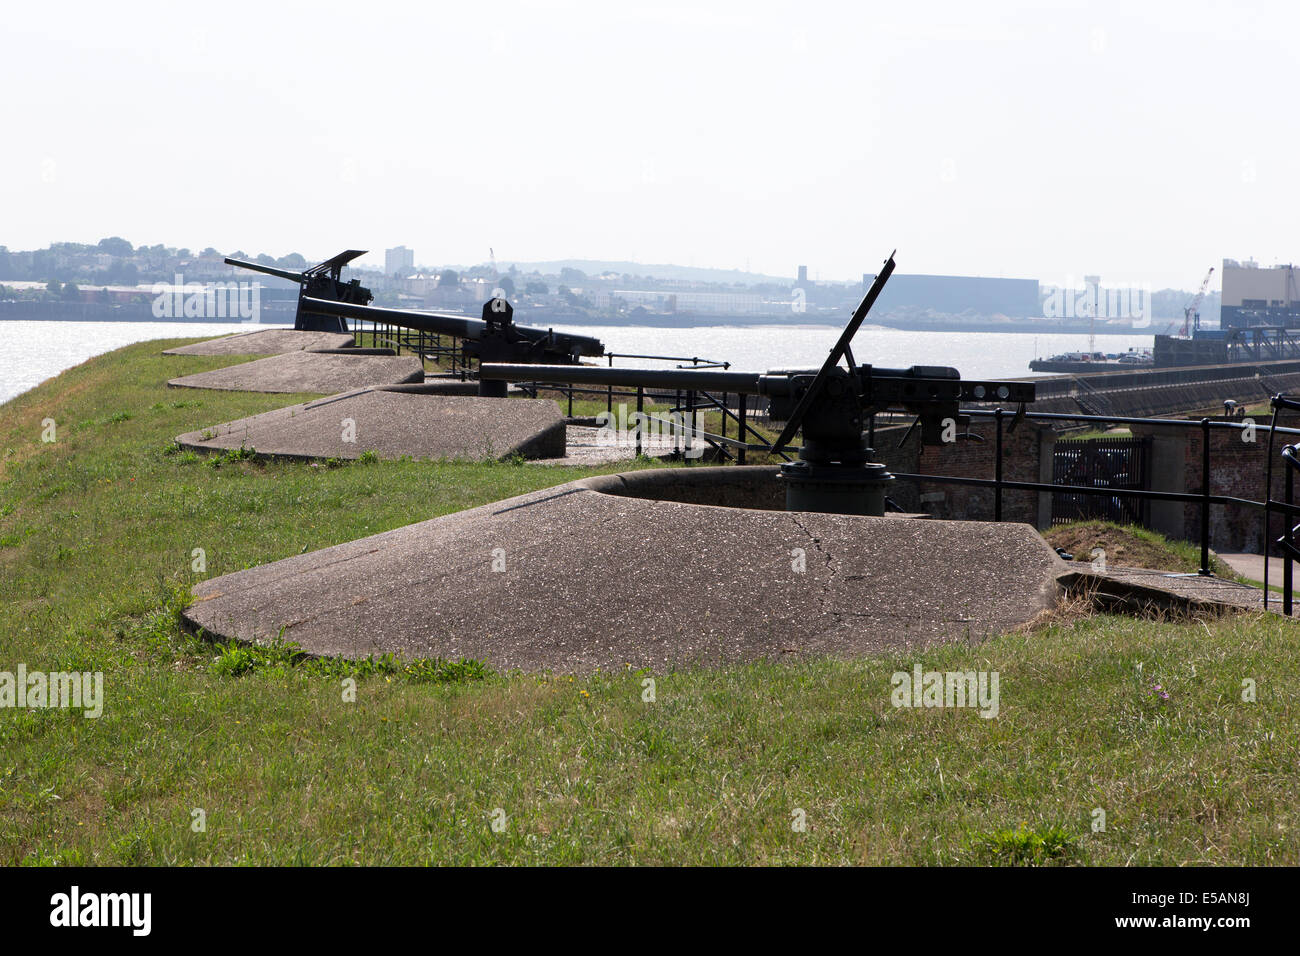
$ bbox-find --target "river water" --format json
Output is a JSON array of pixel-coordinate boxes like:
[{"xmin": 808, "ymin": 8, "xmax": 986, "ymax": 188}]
[{"xmin": 0, "ymin": 318, "xmax": 1154, "ymax": 406}]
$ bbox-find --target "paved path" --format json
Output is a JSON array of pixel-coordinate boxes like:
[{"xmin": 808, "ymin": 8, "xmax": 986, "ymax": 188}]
[{"xmin": 1218, "ymin": 552, "xmax": 1295, "ymax": 591}]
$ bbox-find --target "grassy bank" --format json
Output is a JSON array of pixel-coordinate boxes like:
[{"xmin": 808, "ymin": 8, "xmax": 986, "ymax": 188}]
[
  {"xmin": 1, "ymin": 339, "xmax": 1298, "ymax": 864},
  {"xmin": 1043, "ymin": 520, "xmax": 1236, "ymax": 577}
]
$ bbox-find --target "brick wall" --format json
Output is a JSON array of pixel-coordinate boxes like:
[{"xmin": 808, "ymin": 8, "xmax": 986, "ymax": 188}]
[
  {"xmin": 1131, "ymin": 412, "xmax": 1300, "ymax": 553},
  {"xmin": 870, "ymin": 424, "xmax": 920, "ymax": 512},
  {"xmin": 1182, "ymin": 424, "xmax": 1267, "ymax": 552},
  {"xmin": 866, "ymin": 407, "xmax": 1298, "ymax": 551},
  {"xmin": 868, "ymin": 419, "xmax": 1052, "ymax": 524}
]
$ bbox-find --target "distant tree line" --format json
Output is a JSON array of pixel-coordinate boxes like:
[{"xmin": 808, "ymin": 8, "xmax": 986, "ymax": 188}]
[{"xmin": 0, "ymin": 237, "xmax": 316, "ymax": 286}]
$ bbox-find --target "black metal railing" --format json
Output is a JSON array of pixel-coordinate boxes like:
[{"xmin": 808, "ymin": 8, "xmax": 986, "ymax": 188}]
[
  {"xmin": 910, "ymin": 407, "xmax": 1286, "ymax": 594},
  {"xmin": 508, "ymin": 350, "xmax": 768, "ymax": 462},
  {"xmin": 518, "ymin": 378, "xmax": 774, "ymax": 463},
  {"xmin": 631, "ymin": 397, "xmax": 1300, "ymax": 613},
  {"xmin": 347, "ymin": 317, "xmax": 471, "ymax": 376},
  {"xmin": 1264, "ymin": 395, "xmax": 1300, "ymax": 614}
]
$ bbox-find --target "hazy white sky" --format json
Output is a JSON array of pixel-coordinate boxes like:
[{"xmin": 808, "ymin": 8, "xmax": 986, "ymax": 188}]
[{"xmin": 1, "ymin": 0, "xmax": 1291, "ymax": 287}]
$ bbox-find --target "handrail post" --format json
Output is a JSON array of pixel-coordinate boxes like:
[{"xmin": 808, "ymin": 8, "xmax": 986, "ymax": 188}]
[
  {"xmin": 1286, "ymin": 451, "xmax": 1295, "ymax": 616},
  {"xmin": 738, "ymin": 398, "xmax": 747, "ymax": 465},
  {"xmin": 636, "ymin": 386, "xmax": 644, "ymax": 458},
  {"xmin": 686, "ymin": 389, "xmax": 695, "ymax": 463},
  {"xmin": 674, "ymin": 389, "xmax": 681, "ymax": 455},
  {"xmin": 1200, "ymin": 417, "xmax": 1212, "ymax": 576},
  {"xmin": 1263, "ymin": 397, "xmax": 1279, "ymax": 609},
  {"xmin": 995, "ymin": 407, "xmax": 1004, "ymax": 522}
]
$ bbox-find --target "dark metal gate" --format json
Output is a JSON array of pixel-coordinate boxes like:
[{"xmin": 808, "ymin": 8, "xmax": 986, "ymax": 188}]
[{"xmin": 1051, "ymin": 436, "xmax": 1151, "ymax": 525}]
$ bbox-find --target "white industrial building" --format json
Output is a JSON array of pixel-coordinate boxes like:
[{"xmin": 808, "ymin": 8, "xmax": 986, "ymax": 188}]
[{"xmin": 1221, "ymin": 258, "xmax": 1300, "ymax": 327}]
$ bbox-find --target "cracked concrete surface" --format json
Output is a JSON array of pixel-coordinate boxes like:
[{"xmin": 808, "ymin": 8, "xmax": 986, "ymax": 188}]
[
  {"xmin": 184, "ymin": 469, "xmax": 1069, "ymax": 672},
  {"xmin": 788, "ymin": 511, "xmax": 838, "ymax": 619}
]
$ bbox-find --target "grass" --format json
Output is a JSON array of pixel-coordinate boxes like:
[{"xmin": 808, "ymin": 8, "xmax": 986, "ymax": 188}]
[
  {"xmin": 1062, "ymin": 427, "xmax": 1133, "ymax": 440},
  {"xmin": 1, "ymin": 338, "xmax": 1299, "ymax": 864},
  {"xmin": 1042, "ymin": 519, "xmax": 1236, "ymax": 577}
]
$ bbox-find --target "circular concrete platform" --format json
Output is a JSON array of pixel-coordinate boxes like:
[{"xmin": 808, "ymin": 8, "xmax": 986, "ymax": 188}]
[{"xmin": 183, "ymin": 467, "xmax": 1069, "ymax": 672}]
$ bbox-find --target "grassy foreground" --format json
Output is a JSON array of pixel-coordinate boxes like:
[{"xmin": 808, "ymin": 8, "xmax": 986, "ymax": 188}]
[{"xmin": 1, "ymin": 339, "xmax": 1299, "ymax": 865}]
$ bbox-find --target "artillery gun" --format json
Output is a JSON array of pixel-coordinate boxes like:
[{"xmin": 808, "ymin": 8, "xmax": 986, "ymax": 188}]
[
  {"xmin": 480, "ymin": 252, "xmax": 1036, "ymax": 515},
  {"xmin": 298, "ymin": 294, "xmax": 605, "ymax": 397},
  {"xmin": 225, "ymin": 250, "xmax": 373, "ymax": 334}
]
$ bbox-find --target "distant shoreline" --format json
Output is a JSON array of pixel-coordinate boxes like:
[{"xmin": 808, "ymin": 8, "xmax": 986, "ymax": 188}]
[{"xmin": 0, "ymin": 302, "xmax": 1160, "ymax": 336}]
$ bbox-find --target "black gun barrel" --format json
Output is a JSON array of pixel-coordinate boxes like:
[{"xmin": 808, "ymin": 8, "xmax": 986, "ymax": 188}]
[
  {"xmin": 305, "ymin": 297, "xmax": 481, "ymax": 339},
  {"xmin": 224, "ymin": 257, "xmax": 305, "ymax": 283},
  {"xmin": 302, "ymin": 297, "xmax": 605, "ymax": 356},
  {"xmin": 481, "ymin": 362, "xmax": 1036, "ymax": 403},
  {"xmin": 480, "ymin": 363, "xmax": 762, "ymax": 393}
]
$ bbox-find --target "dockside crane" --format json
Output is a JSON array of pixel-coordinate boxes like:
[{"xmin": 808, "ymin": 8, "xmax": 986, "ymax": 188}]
[{"xmin": 1180, "ymin": 266, "xmax": 1215, "ymax": 336}]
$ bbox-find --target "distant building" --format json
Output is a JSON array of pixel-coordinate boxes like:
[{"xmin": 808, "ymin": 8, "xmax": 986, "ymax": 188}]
[
  {"xmin": 401, "ymin": 273, "xmax": 439, "ymax": 296},
  {"xmin": 1220, "ymin": 258, "xmax": 1300, "ymax": 328},
  {"xmin": 385, "ymin": 246, "xmax": 415, "ymax": 277},
  {"xmin": 861, "ymin": 273, "xmax": 1040, "ymax": 318},
  {"xmin": 607, "ymin": 290, "xmax": 778, "ymax": 314}
]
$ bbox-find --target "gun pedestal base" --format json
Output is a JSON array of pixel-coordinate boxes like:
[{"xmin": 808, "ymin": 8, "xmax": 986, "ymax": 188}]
[
  {"xmin": 295, "ymin": 315, "xmax": 350, "ymax": 335},
  {"xmin": 778, "ymin": 458, "xmax": 895, "ymax": 516}
]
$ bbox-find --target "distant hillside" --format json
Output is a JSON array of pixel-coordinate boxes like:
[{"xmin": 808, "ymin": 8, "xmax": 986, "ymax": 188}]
[{"xmin": 494, "ymin": 259, "xmax": 796, "ymax": 285}]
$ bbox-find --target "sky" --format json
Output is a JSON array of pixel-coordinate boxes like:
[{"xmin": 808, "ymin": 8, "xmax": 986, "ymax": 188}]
[{"xmin": 0, "ymin": 0, "xmax": 1292, "ymax": 289}]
